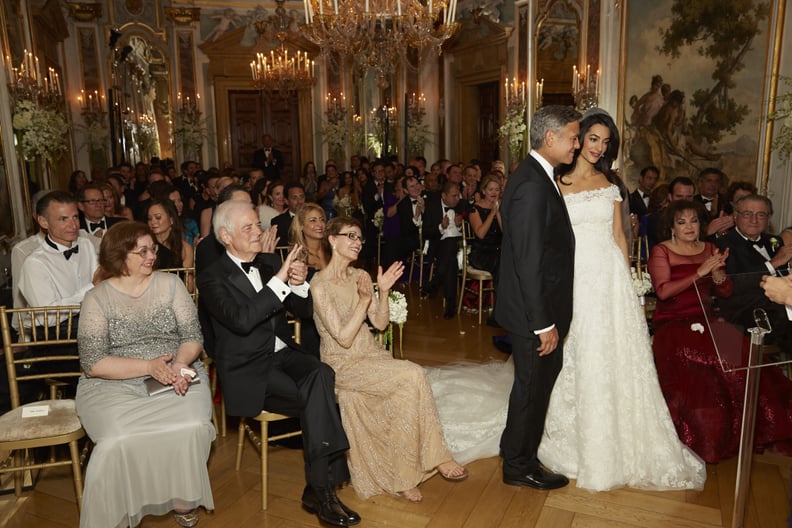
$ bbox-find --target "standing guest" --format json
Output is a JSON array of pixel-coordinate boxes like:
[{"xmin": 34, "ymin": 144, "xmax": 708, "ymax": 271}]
[
  {"xmin": 173, "ymin": 160, "xmax": 199, "ymax": 205},
  {"xmin": 78, "ymin": 183, "xmax": 125, "ymax": 239},
  {"xmin": 388, "ymin": 175, "xmax": 423, "ymax": 271},
  {"xmin": 494, "ymin": 105, "xmax": 578, "ymax": 491},
  {"xmin": 101, "ymin": 182, "xmax": 134, "ymax": 221},
  {"xmin": 146, "ymin": 200, "xmax": 194, "ymax": 270},
  {"xmin": 197, "ymin": 201, "xmax": 358, "ymax": 527},
  {"xmin": 257, "ymin": 179, "xmax": 287, "ymax": 227},
  {"xmin": 169, "ymin": 187, "xmax": 200, "ymax": 246},
  {"xmin": 252, "ymin": 133, "xmax": 283, "ymax": 181},
  {"xmin": 420, "ymin": 181, "xmax": 464, "ymax": 319},
  {"xmin": 649, "ymin": 200, "xmax": 792, "ymax": 462},
  {"xmin": 271, "ymin": 182, "xmax": 306, "ymax": 245},
  {"xmin": 76, "ymin": 222, "xmax": 214, "ymax": 528},
  {"xmin": 628, "ymin": 165, "xmax": 659, "ymax": 217},
  {"xmin": 311, "ymin": 217, "xmax": 467, "ymax": 502}
]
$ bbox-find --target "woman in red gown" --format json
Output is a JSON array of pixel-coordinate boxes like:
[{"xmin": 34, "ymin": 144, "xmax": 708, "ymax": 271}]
[{"xmin": 649, "ymin": 200, "xmax": 792, "ymax": 463}]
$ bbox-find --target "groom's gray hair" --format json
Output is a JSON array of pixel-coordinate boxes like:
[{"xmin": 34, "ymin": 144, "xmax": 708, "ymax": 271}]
[{"xmin": 530, "ymin": 105, "xmax": 582, "ymax": 150}]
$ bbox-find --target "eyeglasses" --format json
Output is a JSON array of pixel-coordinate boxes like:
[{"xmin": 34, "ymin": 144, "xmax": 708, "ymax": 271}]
[
  {"xmin": 129, "ymin": 245, "xmax": 159, "ymax": 257},
  {"xmin": 735, "ymin": 210, "xmax": 769, "ymax": 220},
  {"xmin": 81, "ymin": 199, "xmax": 106, "ymax": 205},
  {"xmin": 337, "ymin": 231, "xmax": 365, "ymax": 244}
]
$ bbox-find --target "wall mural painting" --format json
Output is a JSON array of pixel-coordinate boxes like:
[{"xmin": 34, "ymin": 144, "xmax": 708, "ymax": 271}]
[{"xmin": 623, "ymin": 0, "xmax": 772, "ymax": 187}]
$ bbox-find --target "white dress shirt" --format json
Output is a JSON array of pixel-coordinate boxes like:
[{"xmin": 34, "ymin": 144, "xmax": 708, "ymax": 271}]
[{"xmin": 227, "ymin": 251, "xmax": 309, "ymax": 352}]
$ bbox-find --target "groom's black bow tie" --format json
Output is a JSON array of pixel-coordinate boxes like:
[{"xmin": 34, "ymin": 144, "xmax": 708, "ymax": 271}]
[{"xmin": 241, "ymin": 260, "xmax": 260, "ymax": 273}]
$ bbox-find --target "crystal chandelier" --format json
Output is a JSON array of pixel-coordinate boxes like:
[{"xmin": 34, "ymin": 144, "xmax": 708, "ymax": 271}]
[
  {"xmin": 251, "ymin": 0, "xmax": 317, "ymax": 95},
  {"xmin": 302, "ymin": 0, "xmax": 459, "ymax": 85}
]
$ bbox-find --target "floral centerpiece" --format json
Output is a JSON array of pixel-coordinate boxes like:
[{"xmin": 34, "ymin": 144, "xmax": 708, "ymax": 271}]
[
  {"xmin": 768, "ymin": 76, "xmax": 792, "ymax": 162},
  {"xmin": 498, "ymin": 101, "xmax": 527, "ymax": 161},
  {"xmin": 372, "ymin": 209, "xmax": 385, "ymax": 232},
  {"xmin": 12, "ymin": 99, "xmax": 69, "ymax": 163}
]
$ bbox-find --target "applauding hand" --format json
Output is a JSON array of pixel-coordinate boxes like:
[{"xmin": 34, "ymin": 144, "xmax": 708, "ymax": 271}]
[{"xmin": 377, "ymin": 262, "xmax": 405, "ymax": 293}]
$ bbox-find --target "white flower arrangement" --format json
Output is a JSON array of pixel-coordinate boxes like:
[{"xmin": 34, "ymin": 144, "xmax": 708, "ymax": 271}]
[
  {"xmin": 372, "ymin": 208, "xmax": 384, "ymax": 231},
  {"xmin": 76, "ymin": 118, "xmax": 109, "ymax": 153},
  {"xmin": 631, "ymin": 267, "xmax": 653, "ymax": 297},
  {"xmin": 12, "ymin": 99, "xmax": 70, "ymax": 163},
  {"xmin": 407, "ymin": 121, "xmax": 432, "ymax": 158},
  {"xmin": 498, "ymin": 102, "xmax": 527, "ymax": 161},
  {"xmin": 768, "ymin": 76, "xmax": 792, "ymax": 162},
  {"xmin": 388, "ymin": 290, "xmax": 408, "ymax": 325},
  {"xmin": 173, "ymin": 110, "xmax": 208, "ymax": 159},
  {"xmin": 321, "ymin": 120, "xmax": 347, "ymax": 152}
]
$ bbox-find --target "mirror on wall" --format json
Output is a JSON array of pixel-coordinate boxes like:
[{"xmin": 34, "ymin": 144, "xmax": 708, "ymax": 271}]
[{"xmin": 535, "ymin": 0, "xmax": 580, "ymax": 107}]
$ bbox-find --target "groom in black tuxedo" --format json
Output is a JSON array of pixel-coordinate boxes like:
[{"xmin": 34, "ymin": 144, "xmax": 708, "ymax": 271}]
[
  {"xmin": 494, "ymin": 105, "xmax": 580, "ymax": 490},
  {"xmin": 196, "ymin": 200, "xmax": 358, "ymax": 526}
]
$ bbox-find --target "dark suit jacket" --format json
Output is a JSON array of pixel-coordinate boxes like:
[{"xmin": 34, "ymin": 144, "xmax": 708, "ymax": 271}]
[
  {"xmin": 628, "ymin": 189, "xmax": 648, "ymax": 217},
  {"xmin": 79, "ymin": 214, "xmax": 124, "ymax": 233},
  {"xmin": 395, "ymin": 197, "xmax": 421, "ymax": 252},
  {"xmin": 195, "ymin": 252, "xmax": 312, "ymax": 417},
  {"xmin": 252, "ymin": 147, "xmax": 284, "ymax": 180},
  {"xmin": 694, "ymin": 193, "xmax": 727, "ymax": 219},
  {"xmin": 494, "ymin": 155, "xmax": 575, "ymax": 338},
  {"xmin": 421, "ymin": 195, "xmax": 462, "ymax": 247},
  {"xmin": 714, "ymin": 229, "xmax": 785, "ymax": 327},
  {"xmin": 270, "ymin": 211, "xmax": 294, "ymax": 247}
]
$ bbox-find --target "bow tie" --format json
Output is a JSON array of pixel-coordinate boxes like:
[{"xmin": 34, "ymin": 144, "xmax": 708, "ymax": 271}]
[
  {"xmin": 443, "ymin": 206, "xmax": 450, "ymax": 213},
  {"xmin": 701, "ymin": 197, "xmax": 712, "ymax": 204},
  {"xmin": 89, "ymin": 221, "xmax": 105, "ymax": 231},
  {"xmin": 241, "ymin": 260, "xmax": 260, "ymax": 273},
  {"xmin": 63, "ymin": 245, "xmax": 79, "ymax": 260},
  {"xmin": 411, "ymin": 199, "xmax": 418, "ymax": 204}
]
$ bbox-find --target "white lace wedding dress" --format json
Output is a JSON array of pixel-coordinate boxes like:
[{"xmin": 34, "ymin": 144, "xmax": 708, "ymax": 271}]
[{"xmin": 537, "ymin": 184, "xmax": 705, "ymax": 491}]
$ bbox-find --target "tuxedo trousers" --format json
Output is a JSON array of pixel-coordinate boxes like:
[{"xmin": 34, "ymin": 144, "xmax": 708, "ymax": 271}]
[
  {"xmin": 428, "ymin": 237, "xmax": 460, "ymax": 305},
  {"xmin": 500, "ymin": 332, "xmax": 563, "ymax": 475},
  {"xmin": 260, "ymin": 348, "xmax": 350, "ymax": 487}
]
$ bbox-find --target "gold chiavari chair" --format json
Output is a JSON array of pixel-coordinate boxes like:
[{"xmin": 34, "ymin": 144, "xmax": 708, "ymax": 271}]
[
  {"xmin": 234, "ymin": 317, "xmax": 302, "ymax": 510},
  {"xmin": 0, "ymin": 305, "xmax": 85, "ymax": 513},
  {"xmin": 457, "ymin": 221, "xmax": 495, "ymax": 325}
]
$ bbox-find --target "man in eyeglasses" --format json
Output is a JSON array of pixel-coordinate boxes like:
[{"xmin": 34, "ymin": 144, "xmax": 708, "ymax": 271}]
[
  {"xmin": 77, "ymin": 183, "xmax": 125, "ymax": 240},
  {"xmin": 715, "ymin": 194, "xmax": 792, "ymax": 347}
]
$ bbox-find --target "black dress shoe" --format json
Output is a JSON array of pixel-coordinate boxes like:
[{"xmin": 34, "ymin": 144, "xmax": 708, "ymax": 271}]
[
  {"xmin": 301, "ymin": 485, "xmax": 355, "ymax": 526},
  {"xmin": 502, "ymin": 467, "xmax": 569, "ymax": 490}
]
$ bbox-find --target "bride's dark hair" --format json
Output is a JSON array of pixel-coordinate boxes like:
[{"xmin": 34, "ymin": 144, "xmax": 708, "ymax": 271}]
[{"xmin": 558, "ymin": 111, "xmax": 623, "ymax": 196}]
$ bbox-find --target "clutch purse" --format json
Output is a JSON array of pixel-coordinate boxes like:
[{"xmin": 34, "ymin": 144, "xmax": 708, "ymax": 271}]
[{"xmin": 144, "ymin": 368, "xmax": 200, "ymax": 396}]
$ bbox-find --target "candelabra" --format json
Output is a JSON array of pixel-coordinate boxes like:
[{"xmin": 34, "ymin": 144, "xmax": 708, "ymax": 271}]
[
  {"xmin": 573, "ymin": 64, "xmax": 600, "ymax": 111},
  {"xmin": 321, "ymin": 91, "xmax": 348, "ymax": 157},
  {"xmin": 5, "ymin": 50, "xmax": 64, "ymax": 109},
  {"xmin": 371, "ymin": 102, "xmax": 398, "ymax": 158},
  {"xmin": 499, "ymin": 76, "xmax": 528, "ymax": 161},
  {"xmin": 406, "ymin": 92, "xmax": 429, "ymax": 157},
  {"xmin": 251, "ymin": 0, "xmax": 316, "ymax": 95},
  {"xmin": 173, "ymin": 92, "xmax": 206, "ymax": 161},
  {"xmin": 302, "ymin": 0, "xmax": 459, "ymax": 86}
]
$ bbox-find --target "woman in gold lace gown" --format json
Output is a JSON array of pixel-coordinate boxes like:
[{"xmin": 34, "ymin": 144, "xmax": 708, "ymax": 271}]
[{"xmin": 311, "ymin": 217, "xmax": 467, "ymax": 502}]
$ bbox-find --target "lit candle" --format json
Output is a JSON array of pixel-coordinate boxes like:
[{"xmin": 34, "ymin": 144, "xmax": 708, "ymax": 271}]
[
  {"xmin": 504, "ymin": 77, "xmax": 509, "ymax": 105},
  {"xmin": 397, "ymin": 0, "xmax": 401, "ymax": 16},
  {"xmin": 586, "ymin": 64, "xmax": 590, "ymax": 87},
  {"xmin": 521, "ymin": 81, "xmax": 525, "ymax": 104},
  {"xmin": 595, "ymin": 69, "xmax": 600, "ymax": 97},
  {"xmin": 319, "ymin": 0, "xmax": 323, "ymax": 15}
]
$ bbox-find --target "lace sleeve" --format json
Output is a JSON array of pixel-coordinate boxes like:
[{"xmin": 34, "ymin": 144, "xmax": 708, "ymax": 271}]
[
  {"xmin": 77, "ymin": 287, "xmax": 110, "ymax": 374},
  {"xmin": 312, "ymin": 274, "xmax": 368, "ymax": 348},
  {"xmin": 166, "ymin": 273, "xmax": 203, "ymax": 345}
]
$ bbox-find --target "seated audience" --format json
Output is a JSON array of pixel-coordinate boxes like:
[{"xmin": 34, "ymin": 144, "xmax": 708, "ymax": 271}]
[
  {"xmin": 76, "ymin": 222, "xmax": 214, "ymax": 528},
  {"xmin": 335, "ymin": 171, "xmax": 361, "ymax": 217},
  {"xmin": 200, "ymin": 176, "xmax": 234, "ymax": 238},
  {"xmin": 146, "ymin": 199, "xmax": 194, "ymax": 270},
  {"xmin": 271, "ymin": 182, "xmax": 306, "ymax": 245},
  {"xmin": 628, "ymin": 165, "xmax": 659, "ymax": 218},
  {"xmin": 646, "ymin": 176, "xmax": 695, "ymax": 249},
  {"xmin": 693, "ymin": 167, "xmax": 727, "ymax": 218},
  {"xmin": 196, "ymin": 201, "xmax": 357, "ymax": 527},
  {"xmin": 78, "ymin": 183, "xmax": 125, "ymax": 239},
  {"xmin": 649, "ymin": 200, "xmax": 792, "ymax": 462},
  {"xmin": 420, "ymin": 181, "xmax": 464, "ymax": 319},
  {"xmin": 11, "ymin": 190, "xmax": 49, "ymax": 311},
  {"xmin": 68, "ymin": 169, "xmax": 88, "ymax": 195},
  {"xmin": 467, "ymin": 173, "xmax": 503, "ymax": 275},
  {"xmin": 257, "ymin": 179, "xmax": 287, "ymax": 228},
  {"xmin": 301, "ymin": 161, "xmax": 319, "ymax": 203},
  {"xmin": 723, "ymin": 180, "xmax": 757, "ymax": 216},
  {"xmin": 311, "ymin": 217, "xmax": 467, "ymax": 502},
  {"xmin": 168, "ymin": 187, "xmax": 200, "ymax": 246},
  {"xmin": 714, "ymin": 194, "xmax": 792, "ymax": 349},
  {"xmin": 101, "ymin": 181, "xmax": 134, "ymax": 221}
]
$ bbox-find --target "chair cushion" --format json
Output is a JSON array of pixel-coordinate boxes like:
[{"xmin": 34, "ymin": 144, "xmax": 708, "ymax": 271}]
[
  {"xmin": 466, "ymin": 265, "xmax": 493, "ymax": 279},
  {"xmin": 0, "ymin": 400, "xmax": 83, "ymax": 442}
]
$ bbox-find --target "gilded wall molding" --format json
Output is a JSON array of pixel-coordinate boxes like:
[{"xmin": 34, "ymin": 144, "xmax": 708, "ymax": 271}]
[
  {"xmin": 165, "ymin": 7, "xmax": 201, "ymax": 26},
  {"xmin": 67, "ymin": 2, "xmax": 103, "ymax": 22}
]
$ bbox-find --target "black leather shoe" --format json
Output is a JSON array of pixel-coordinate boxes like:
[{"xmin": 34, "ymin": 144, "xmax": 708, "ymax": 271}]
[
  {"xmin": 301, "ymin": 485, "xmax": 354, "ymax": 526},
  {"xmin": 334, "ymin": 494, "xmax": 360, "ymax": 525},
  {"xmin": 502, "ymin": 467, "xmax": 569, "ymax": 490}
]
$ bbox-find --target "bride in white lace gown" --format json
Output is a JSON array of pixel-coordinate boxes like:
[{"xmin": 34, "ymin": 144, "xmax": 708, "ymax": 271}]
[
  {"xmin": 429, "ymin": 111, "xmax": 705, "ymax": 491},
  {"xmin": 536, "ymin": 111, "xmax": 705, "ymax": 491}
]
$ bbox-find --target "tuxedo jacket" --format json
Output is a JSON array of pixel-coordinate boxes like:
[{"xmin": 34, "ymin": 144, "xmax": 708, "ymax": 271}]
[
  {"xmin": 628, "ymin": 189, "xmax": 648, "ymax": 217},
  {"xmin": 195, "ymin": 252, "xmax": 312, "ymax": 417},
  {"xmin": 694, "ymin": 193, "xmax": 727, "ymax": 219},
  {"xmin": 714, "ymin": 229, "xmax": 784, "ymax": 325},
  {"xmin": 494, "ymin": 155, "xmax": 575, "ymax": 338},
  {"xmin": 395, "ymin": 197, "xmax": 421, "ymax": 251},
  {"xmin": 78, "ymin": 213, "xmax": 124, "ymax": 233},
  {"xmin": 252, "ymin": 147, "xmax": 283, "ymax": 180},
  {"xmin": 421, "ymin": 195, "xmax": 463, "ymax": 245},
  {"xmin": 270, "ymin": 211, "xmax": 294, "ymax": 247}
]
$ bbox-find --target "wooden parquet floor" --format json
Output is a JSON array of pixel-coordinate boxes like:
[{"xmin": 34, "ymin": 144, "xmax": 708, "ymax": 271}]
[{"xmin": 1, "ymin": 283, "xmax": 790, "ymax": 527}]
